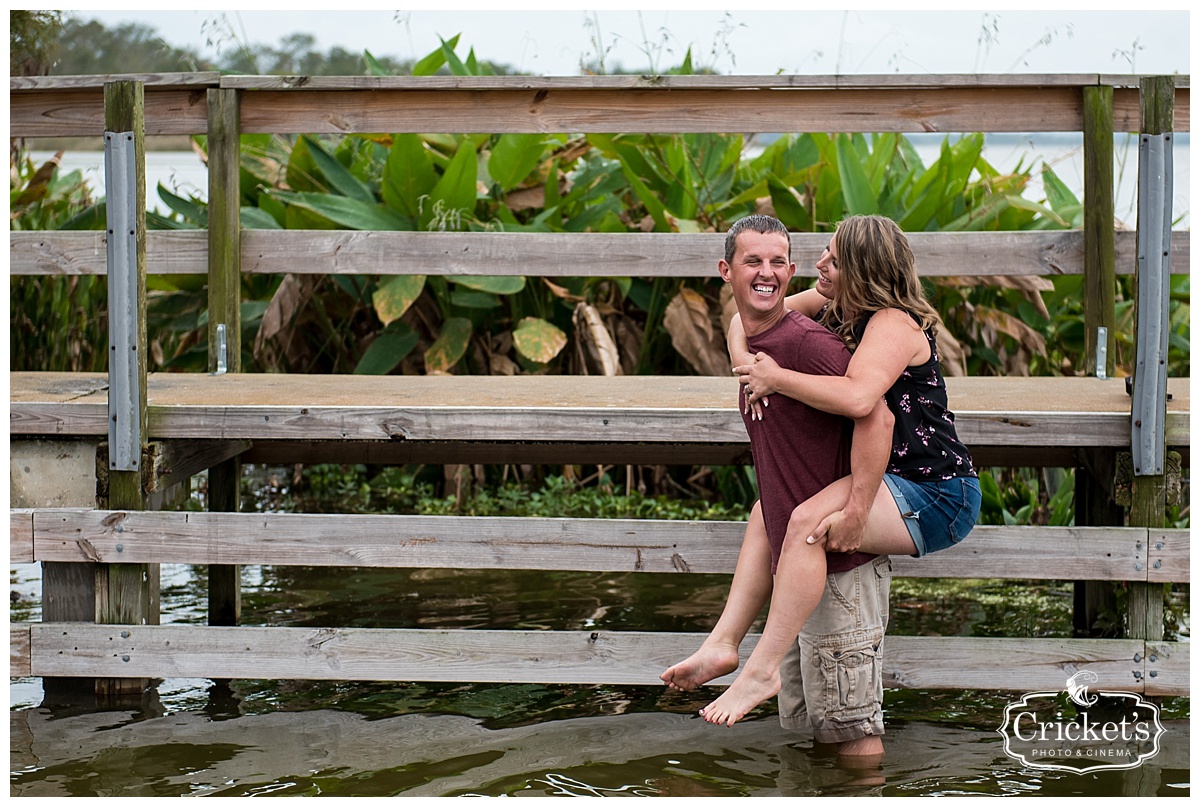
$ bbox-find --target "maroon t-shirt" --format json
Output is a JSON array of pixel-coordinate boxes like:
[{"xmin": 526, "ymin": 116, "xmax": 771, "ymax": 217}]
[{"xmin": 742, "ymin": 311, "xmax": 877, "ymax": 574}]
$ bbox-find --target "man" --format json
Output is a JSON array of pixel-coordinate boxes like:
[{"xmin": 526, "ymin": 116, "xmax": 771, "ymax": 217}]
[{"xmin": 661, "ymin": 215, "xmax": 893, "ymax": 757}]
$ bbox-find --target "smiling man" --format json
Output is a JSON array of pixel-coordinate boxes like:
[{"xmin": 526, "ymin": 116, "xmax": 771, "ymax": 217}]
[{"xmin": 662, "ymin": 215, "xmax": 893, "ymax": 758}]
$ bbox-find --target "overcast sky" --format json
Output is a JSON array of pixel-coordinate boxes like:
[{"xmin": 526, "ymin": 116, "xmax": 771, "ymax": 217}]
[{"xmin": 67, "ymin": 6, "xmax": 1191, "ymax": 77}]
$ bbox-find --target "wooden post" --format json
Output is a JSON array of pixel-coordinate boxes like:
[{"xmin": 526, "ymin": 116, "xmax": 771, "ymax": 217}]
[
  {"xmin": 1082, "ymin": 84, "xmax": 1116, "ymax": 378},
  {"xmin": 96, "ymin": 80, "xmax": 158, "ymax": 701},
  {"xmin": 1074, "ymin": 83, "xmax": 1119, "ymax": 636},
  {"xmin": 1126, "ymin": 76, "xmax": 1174, "ymax": 645},
  {"xmin": 207, "ymin": 87, "xmax": 243, "ymax": 627}
]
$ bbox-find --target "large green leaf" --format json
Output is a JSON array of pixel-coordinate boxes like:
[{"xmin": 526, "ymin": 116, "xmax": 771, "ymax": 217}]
[
  {"xmin": 285, "ymin": 135, "xmax": 321, "ymax": 193},
  {"xmin": 453, "ymin": 275, "xmax": 526, "ymax": 295},
  {"xmin": 767, "ymin": 175, "xmax": 811, "ymax": 231},
  {"xmin": 157, "ymin": 183, "xmax": 207, "ymax": 226},
  {"xmin": 424, "ymin": 139, "xmax": 478, "ymax": 230},
  {"xmin": 363, "ymin": 49, "xmax": 390, "ymax": 77},
  {"xmin": 240, "ymin": 206, "xmax": 282, "ymax": 229},
  {"xmin": 513, "ymin": 316, "xmax": 568, "ymax": 364},
  {"xmin": 836, "ymin": 134, "xmax": 879, "ymax": 215},
  {"xmin": 300, "ymin": 135, "xmax": 374, "ymax": 203},
  {"xmin": 440, "ymin": 36, "xmax": 470, "ymax": 76},
  {"xmin": 382, "ymin": 134, "xmax": 437, "ymax": 221},
  {"xmin": 355, "ymin": 323, "xmax": 419, "ymax": 374},
  {"xmin": 449, "ymin": 288, "xmax": 501, "ymax": 309},
  {"xmin": 424, "ymin": 316, "xmax": 473, "ymax": 373},
  {"xmin": 488, "ymin": 134, "xmax": 547, "ymax": 192},
  {"xmin": 412, "ymin": 33, "xmax": 460, "ymax": 76},
  {"xmin": 1040, "ymin": 164, "xmax": 1080, "ymax": 216},
  {"xmin": 269, "ymin": 190, "xmax": 411, "ymax": 231},
  {"xmin": 373, "ymin": 275, "xmax": 427, "ymax": 325}
]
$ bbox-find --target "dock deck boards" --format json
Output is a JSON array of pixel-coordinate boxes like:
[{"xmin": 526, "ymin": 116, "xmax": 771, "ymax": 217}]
[{"xmin": 10, "ymin": 372, "xmax": 1191, "ymax": 449}]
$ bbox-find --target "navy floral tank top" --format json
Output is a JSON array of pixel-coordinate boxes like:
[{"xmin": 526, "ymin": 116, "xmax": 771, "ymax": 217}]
[{"xmin": 852, "ymin": 313, "xmax": 977, "ymax": 482}]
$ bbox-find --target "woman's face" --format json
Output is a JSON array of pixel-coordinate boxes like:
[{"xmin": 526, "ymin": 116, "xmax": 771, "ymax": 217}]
[{"xmin": 814, "ymin": 231, "xmax": 841, "ymax": 302}]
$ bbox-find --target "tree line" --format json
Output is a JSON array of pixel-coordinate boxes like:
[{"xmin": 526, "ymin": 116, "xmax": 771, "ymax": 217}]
[{"xmin": 10, "ymin": 11, "xmax": 515, "ymax": 78}]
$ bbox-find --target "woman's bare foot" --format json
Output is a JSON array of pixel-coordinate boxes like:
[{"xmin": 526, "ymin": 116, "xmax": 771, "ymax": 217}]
[
  {"xmin": 660, "ymin": 643, "xmax": 739, "ymax": 692},
  {"xmin": 698, "ymin": 666, "xmax": 780, "ymax": 726}
]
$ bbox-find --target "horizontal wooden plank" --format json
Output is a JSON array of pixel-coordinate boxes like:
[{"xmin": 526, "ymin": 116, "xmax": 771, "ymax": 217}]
[
  {"xmin": 9, "ymin": 510, "xmax": 34, "ymax": 564},
  {"xmin": 1147, "ymin": 529, "xmax": 1190, "ymax": 583},
  {"xmin": 11, "ymin": 230, "xmax": 1190, "ymax": 278},
  {"xmin": 10, "ymin": 373, "xmax": 1191, "ymax": 450},
  {"xmin": 240, "ymin": 439, "xmax": 1086, "ymax": 469},
  {"xmin": 10, "ymin": 89, "xmax": 208, "ymax": 138},
  {"xmin": 17, "ymin": 622, "xmax": 1179, "ymax": 694},
  {"xmin": 10, "ymin": 72, "xmax": 222, "ymax": 92},
  {"xmin": 219, "ymin": 73, "xmax": 1120, "ymax": 91},
  {"xmin": 16, "ymin": 72, "xmax": 1187, "ymax": 94},
  {"xmin": 242, "ymin": 439, "xmax": 755, "ymax": 467},
  {"xmin": 239, "ymin": 86, "xmax": 1095, "ymax": 135},
  {"xmin": 24, "ymin": 508, "xmax": 1186, "ymax": 583},
  {"xmin": 11, "ymin": 78, "xmax": 1188, "ymax": 138},
  {"xmin": 1144, "ymin": 641, "xmax": 1189, "ymax": 697},
  {"xmin": 10, "ymin": 625, "xmax": 31, "ymax": 678}
]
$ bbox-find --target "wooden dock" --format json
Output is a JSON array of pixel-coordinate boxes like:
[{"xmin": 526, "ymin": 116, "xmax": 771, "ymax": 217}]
[{"xmin": 9, "ymin": 71, "xmax": 1190, "ymax": 699}]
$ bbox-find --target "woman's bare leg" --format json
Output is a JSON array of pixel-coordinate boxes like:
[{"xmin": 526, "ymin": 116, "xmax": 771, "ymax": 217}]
[
  {"xmin": 700, "ymin": 477, "xmax": 913, "ymax": 726},
  {"xmin": 661, "ymin": 501, "xmax": 773, "ymax": 691}
]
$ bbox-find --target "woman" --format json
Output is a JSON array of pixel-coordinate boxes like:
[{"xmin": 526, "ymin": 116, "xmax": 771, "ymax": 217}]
[{"xmin": 664, "ymin": 215, "xmax": 981, "ymax": 728}]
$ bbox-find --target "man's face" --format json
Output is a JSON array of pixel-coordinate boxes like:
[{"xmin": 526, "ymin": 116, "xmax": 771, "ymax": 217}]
[{"xmin": 719, "ymin": 230, "xmax": 795, "ymax": 325}]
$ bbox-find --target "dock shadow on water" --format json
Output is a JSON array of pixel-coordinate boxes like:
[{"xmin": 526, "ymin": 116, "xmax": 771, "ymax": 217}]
[{"xmin": 10, "ymin": 564, "xmax": 1191, "ymax": 797}]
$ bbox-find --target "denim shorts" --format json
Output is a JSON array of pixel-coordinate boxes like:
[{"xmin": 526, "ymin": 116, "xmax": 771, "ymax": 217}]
[{"xmin": 883, "ymin": 474, "xmax": 981, "ymax": 557}]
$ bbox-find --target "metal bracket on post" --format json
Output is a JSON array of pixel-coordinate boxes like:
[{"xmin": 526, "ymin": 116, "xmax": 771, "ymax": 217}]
[
  {"xmin": 213, "ymin": 323, "xmax": 229, "ymax": 375},
  {"xmin": 1131, "ymin": 133, "xmax": 1172, "ymax": 477},
  {"xmin": 105, "ymin": 130, "xmax": 141, "ymax": 471},
  {"xmin": 1095, "ymin": 326, "xmax": 1108, "ymax": 379}
]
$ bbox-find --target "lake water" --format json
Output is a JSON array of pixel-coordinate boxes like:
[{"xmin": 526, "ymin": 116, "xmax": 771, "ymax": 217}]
[
  {"xmin": 29, "ymin": 132, "xmax": 1192, "ymax": 228},
  {"xmin": 9, "ymin": 559, "xmax": 1191, "ymax": 797}
]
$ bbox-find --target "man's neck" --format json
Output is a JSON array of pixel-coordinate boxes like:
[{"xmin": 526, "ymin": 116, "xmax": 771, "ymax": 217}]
[{"xmin": 741, "ymin": 306, "xmax": 788, "ymax": 338}]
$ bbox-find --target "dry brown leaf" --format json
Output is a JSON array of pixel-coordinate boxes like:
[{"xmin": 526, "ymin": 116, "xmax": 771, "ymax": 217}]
[
  {"xmin": 931, "ymin": 275, "xmax": 1053, "ymax": 321},
  {"xmin": 573, "ymin": 302, "xmax": 622, "ymax": 376},
  {"xmin": 718, "ymin": 284, "xmax": 738, "ymax": 341},
  {"xmin": 489, "ymin": 353, "xmax": 520, "ymax": 375},
  {"xmin": 610, "ymin": 314, "xmax": 644, "ymax": 375},
  {"xmin": 663, "ymin": 287, "xmax": 731, "ymax": 376},
  {"xmin": 974, "ymin": 306, "xmax": 1047, "ymax": 356},
  {"xmin": 935, "ymin": 327, "xmax": 968, "ymax": 377},
  {"xmin": 541, "ymin": 277, "xmax": 585, "ymax": 303},
  {"xmin": 504, "ymin": 185, "xmax": 544, "ymax": 211},
  {"xmin": 753, "ymin": 196, "xmax": 776, "ymax": 217},
  {"xmin": 253, "ymin": 274, "xmax": 316, "ymax": 368}
]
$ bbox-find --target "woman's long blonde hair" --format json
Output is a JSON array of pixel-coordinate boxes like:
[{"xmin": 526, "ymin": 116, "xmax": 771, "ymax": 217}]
[{"xmin": 820, "ymin": 215, "xmax": 941, "ymax": 350}]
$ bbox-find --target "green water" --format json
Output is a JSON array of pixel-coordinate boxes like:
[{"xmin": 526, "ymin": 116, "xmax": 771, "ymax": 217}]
[{"xmin": 9, "ymin": 564, "xmax": 1191, "ymax": 797}]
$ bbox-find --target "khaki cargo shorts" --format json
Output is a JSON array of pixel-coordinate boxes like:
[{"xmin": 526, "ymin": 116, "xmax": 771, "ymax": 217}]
[{"xmin": 778, "ymin": 555, "xmax": 891, "ymax": 745}]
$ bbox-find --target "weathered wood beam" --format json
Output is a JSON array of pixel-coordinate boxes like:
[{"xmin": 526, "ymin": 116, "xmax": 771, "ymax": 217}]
[
  {"xmin": 10, "ymin": 88, "xmax": 207, "ymax": 137},
  {"xmin": 11, "ymin": 230, "xmax": 1191, "ymax": 277},
  {"xmin": 1127, "ymin": 76, "xmax": 1176, "ymax": 646},
  {"xmin": 14, "ymin": 623, "xmax": 1184, "ymax": 695},
  {"xmin": 20, "ymin": 509, "xmax": 1188, "ymax": 582},
  {"xmin": 10, "ymin": 373, "xmax": 1192, "ymax": 450},
  {"xmin": 97, "ymin": 79, "xmax": 156, "ymax": 700},
  {"xmin": 10, "ymin": 511, "xmax": 34, "ymax": 564}
]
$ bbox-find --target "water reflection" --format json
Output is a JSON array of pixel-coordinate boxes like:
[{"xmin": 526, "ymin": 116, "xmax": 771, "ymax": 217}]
[
  {"xmin": 10, "ymin": 563, "xmax": 1191, "ymax": 796},
  {"xmin": 10, "ymin": 701, "xmax": 1189, "ymax": 797}
]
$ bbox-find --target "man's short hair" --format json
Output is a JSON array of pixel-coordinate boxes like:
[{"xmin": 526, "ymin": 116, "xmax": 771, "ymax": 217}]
[{"xmin": 724, "ymin": 215, "xmax": 791, "ymax": 264}]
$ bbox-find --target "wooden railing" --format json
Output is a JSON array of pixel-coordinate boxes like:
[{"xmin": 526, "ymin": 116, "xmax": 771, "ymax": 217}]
[{"xmin": 9, "ymin": 72, "xmax": 1190, "ymax": 698}]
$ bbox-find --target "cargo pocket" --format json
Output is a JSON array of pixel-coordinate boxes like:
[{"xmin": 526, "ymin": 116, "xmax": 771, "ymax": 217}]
[{"xmin": 817, "ymin": 630, "xmax": 884, "ymax": 724}]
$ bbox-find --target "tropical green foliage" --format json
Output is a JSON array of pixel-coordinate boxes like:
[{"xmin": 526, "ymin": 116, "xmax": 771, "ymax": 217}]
[{"xmin": 9, "ymin": 37, "xmax": 1190, "ymax": 524}]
